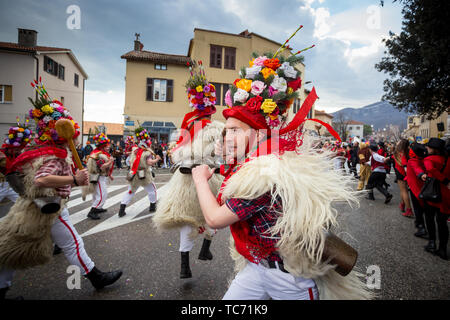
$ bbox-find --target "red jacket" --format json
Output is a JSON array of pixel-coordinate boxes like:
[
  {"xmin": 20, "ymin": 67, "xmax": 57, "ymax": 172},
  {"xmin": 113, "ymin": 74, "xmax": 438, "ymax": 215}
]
[
  {"xmin": 423, "ymin": 155, "xmax": 449, "ymax": 214},
  {"xmin": 394, "ymin": 154, "xmax": 407, "ymax": 177},
  {"xmin": 406, "ymin": 157, "xmax": 426, "ymax": 203}
]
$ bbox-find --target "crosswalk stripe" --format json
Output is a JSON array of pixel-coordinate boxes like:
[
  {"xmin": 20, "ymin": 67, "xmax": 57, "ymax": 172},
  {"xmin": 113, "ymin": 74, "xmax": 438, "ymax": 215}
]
[
  {"xmin": 80, "ymin": 183, "xmax": 169, "ymax": 237},
  {"xmin": 69, "ymin": 182, "xmax": 167, "ymax": 226},
  {"xmin": 67, "ymin": 185, "xmax": 125, "ymax": 209}
]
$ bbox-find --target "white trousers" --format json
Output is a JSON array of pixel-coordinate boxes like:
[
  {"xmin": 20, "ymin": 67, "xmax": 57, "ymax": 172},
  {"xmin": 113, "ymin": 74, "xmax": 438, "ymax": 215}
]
[
  {"xmin": 92, "ymin": 176, "xmax": 108, "ymax": 209},
  {"xmin": 179, "ymin": 224, "xmax": 215, "ymax": 252},
  {"xmin": 223, "ymin": 261, "xmax": 319, "ymax": 300},
  {"xmin": 0, "ymin": 182, "xmax": 19, "ymax": 203},
  {"xmin": 121, "ymin": 182, "xmax": 157, "ymax": 206},
  {"xmin": 0, "ymin": 207, "xmax": 95, "ymax": 289}
]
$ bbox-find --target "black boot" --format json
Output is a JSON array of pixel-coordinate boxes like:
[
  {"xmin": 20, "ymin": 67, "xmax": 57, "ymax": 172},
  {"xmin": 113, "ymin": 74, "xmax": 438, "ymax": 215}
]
[
  {"xmin": 87, "ymin": 208, "xmax": 101, "ymax": 220},
  {"xmin": 376, "ymin": 185, "xmax": 393, "ymax": 204},
  {"xmin": 198, "ymin": 239, "xmax": 213, "ymax": 261},
  {"xmin": 366, "ymin": 190, "xmax": 375, "ymax": 200},
  {"xmin": 97, "ymin": 208, "xmax": 107, "ymax": 213},
  {"xmin": 434, "ymin": 245, "xmax": 448, "ymax": 261},
  {"xmin": 118, "ymin": 204, "xmax": 126, "ymax": 218},
  {"xmin": 85, "ymin": 266, "xmax": 123, "ymax": 290},
  {"xmin": 53, "ymin": 244, "xmax": 62, "ymax": 255},
  {"xmin": 424, "ymin": 240, "xmax": 437, "ymax": 253},
  {"xmin": 414, "ymin": 225, "xmax": 428, "ymax": 239},
  {"xmin": 180, "ymin": 252, "xmax": 192, "ymax": 279},
  {"xmin": 149, "ymin": 202, "xmax": 156, "ymax": 213}
]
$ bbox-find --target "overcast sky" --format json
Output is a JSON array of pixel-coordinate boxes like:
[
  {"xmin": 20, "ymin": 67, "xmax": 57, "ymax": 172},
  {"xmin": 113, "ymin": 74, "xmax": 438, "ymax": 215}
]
[{"xmin": 0, "ymin": 0, "xmax": 403, "ymax": 123}]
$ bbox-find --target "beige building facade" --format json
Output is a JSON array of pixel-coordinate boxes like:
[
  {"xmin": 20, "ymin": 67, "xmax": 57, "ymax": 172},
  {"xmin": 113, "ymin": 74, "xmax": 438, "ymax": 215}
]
[
  {"xmin": 0, "ymin": 29, "xmax": 88, "ymax": 139},
  {"xmin": 403, "ymin": 111, "xmax": 449, "ymax": 141},
  {"xmin": 121, "ymin": 28, "xmax": 314, "ymax": 143}
]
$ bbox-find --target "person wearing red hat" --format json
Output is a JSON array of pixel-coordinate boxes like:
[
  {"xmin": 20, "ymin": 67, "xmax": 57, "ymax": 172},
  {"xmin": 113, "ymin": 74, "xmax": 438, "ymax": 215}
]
[
  {"xmin": 84, "ymin": 132, "xmax": 114, "ymax": 220},
  {"xmin": 118, "ymin": 127, "xmax": 160, "ymax": 218},
  {"xmin": 153, "ymin": 62, "xmax": 225, "ymax": 279},
  {"xmin": 0, "ymin": 80, "xmax": 122, "ymax": 299},
  {"xmin": 420, "ymin": 138, "xmax": 449, "ymax": 260},
  {"xmin": 191, "ymin": 44, "xmax": 372, "ymax": 300}
]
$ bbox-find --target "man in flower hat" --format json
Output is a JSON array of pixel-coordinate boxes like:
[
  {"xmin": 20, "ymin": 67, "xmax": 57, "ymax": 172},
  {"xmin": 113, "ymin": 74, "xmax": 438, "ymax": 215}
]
[
  {"xmin": 83, "ymin": 132, "xmax": 114, "ymax": 220},
  {"xmin": 153, "ymin": 60, "xmax": 225, "ymax": 279},
  {"xmin": 0, "ymin": 80, "xmax": 122, "ymax": 299},
  {"xmin": 118, "ymin": 127, "xmax": 160, "ymax": 217},
  {"xmin": 191, "ymin": 31, "xmax": 373, "ymax": 300}
]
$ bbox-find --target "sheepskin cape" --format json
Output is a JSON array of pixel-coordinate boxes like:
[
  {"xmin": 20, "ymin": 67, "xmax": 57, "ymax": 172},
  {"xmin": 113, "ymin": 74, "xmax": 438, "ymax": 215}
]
[
  {"xmin": 221, "ymin": 146, "xmax": 374, "ymax": 300},
  {"xmin": 0, "ymin": 149, "xmax": 72, "ymax": 269},
  {"xmin": 153, "ymin": 121, "xmax": 224, "ymax": 237},
  {"xmin": 127, "ymin": 146, "xmax": 154, "ymax": 192},
  {"xmin": 81, "ymin": 152, "xmax": 111, "ymax": 200}
]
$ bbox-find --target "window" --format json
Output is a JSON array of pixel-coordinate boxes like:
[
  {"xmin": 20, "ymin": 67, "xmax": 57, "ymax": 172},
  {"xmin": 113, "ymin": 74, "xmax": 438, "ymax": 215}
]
[
  {"xmin": 44, "ymin": 56, "xmax": 59, "ymax": 76},
  {"xmin": 356, "ymin": 126, "xmax": 360, "ymax": 130},
  {"xmin": 222, "ymin": 83, "xmax": 230, "ymax": 106},
  {"xmin": 211, "ymin": 82, "xmax": 222, "ymax": 106},
  {"xmin": 210, "ymin": 45, "xmax": 222, "ymax": 68},
  {"xmin": 155, "ymin": 64, "xmax": 167, "ymax": 70},
  {"xmin": 349, "ymin": 126, "xmax": 353, "ymax": 130},
  {"xmin": 146, "ymin": 78, "xmax": 173, "ymax": 102},
  {"xmin": 224, "ymin": 47, "xmax": 236, "ymax": 70},
  {"xmin": 74, "ymin": 73, "xmax": 79, "ymax": 87},
  {"xmin": 58, "ymin": 65, "xmax": 65, "ymax": 80},
  {"xmin": 0, "ymin": 85, "xmax": 12, "ymax": 103}
]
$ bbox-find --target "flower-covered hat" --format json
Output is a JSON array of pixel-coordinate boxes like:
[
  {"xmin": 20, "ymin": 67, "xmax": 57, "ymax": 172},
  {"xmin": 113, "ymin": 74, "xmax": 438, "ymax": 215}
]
[
  {"xmin": 93, "ymin": 132, "xmax": 110, "ymax": 146},
  {"xmin": 134, "ymin": 127, "xmax": 152, "ymax": 148},
  {"xmin": 223, "ymin": 25, "xmax": 315, "ymax": 131},
  {"xmin": 2, "ymin": 117, "xmax": 33, "ymax": 149},
  {"xmin": 185, "ymin": 60, "xmax": 216, "ymax": 116},
  {"xmin": 28, "ymin": 78, "xmax": 80, "ymax": 144},
  {"xmin": 125, "ymin": 135, "xmax": 135, "ymax": 149}
]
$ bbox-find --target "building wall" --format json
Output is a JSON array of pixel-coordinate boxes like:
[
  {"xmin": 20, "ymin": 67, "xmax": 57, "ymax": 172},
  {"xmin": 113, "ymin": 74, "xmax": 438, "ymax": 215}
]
[
  {"xmin": 347, "ymin": 124, "xmax": 364, "ymax": 138},
  {"xmin": 124, "ymin": 29, "xmax": 312, "ymax": 133},
  {"xmin": 0, "ymin": 51, "xmax": 35, "ymax": 137}
]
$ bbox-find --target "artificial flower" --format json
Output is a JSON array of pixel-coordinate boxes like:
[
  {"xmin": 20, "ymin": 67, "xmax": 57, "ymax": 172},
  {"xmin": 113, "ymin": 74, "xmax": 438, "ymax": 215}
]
[
  {"xmin": 287, "ymin": 78, "xmax": 302, "ymax": 92},
  {"xmin": 261, "ymin": 99, "xmax": 278, "ymax": 114},
  {"xmin": 236, "ymin": 79, "xmax": 253, "ymax": 92},
  {"xmin": 250, "ymin": 80, "xmax": 266, "ymax": 95},
  {"xmin": 32, "ymin": 109, "xmax": 43, "ymax": 118},
  {"xmin": 245, "ymin": 96, "xmax": 263, "ymax": 113},
  {"xmin": 268, "ymin": 117, "xmax": 281, "ymax": 127},
  {"xmin": 268, "ymin": 86, "xmax": 278, "ymax": 97},
  {"xmin": 253, "ymin": 56, "xmax": 268, "ymax": 67},
  {"xmin": 263, "ymin": 58, "xmax": 281, "ymax": 70},
  {"xmin": 209, "ymin": 84, "xmax": 215, "ymax": 92},
  {"xmin": 261, "ymin": 67, "xmax": 276, "ymax": 79},
  {"xmin": 41, "ymin": 104, "xmax": 54, "ymax": 115},
  {"xmin": 245, "ymin": 65, "xmax": 262, "ymax": 79},
  {"xmin": 203, "ymin": 85, "xmax": 211, "ymax": 93},
  {"xmin": 43, "ymin": 115, "xmax": 53, "ymax": 124},
  {"xmin": 278, "ymin": 62, "xmax": 297, "ymax": 78},
  {"xmin": 233, "ymin": 88, "xmax": 249, "ymax": 104},
  {"xmin": 196, "ymin": 85, "xmax": 203, "ymax": 92},
  {"xmin": 271, "ymin": 75, "xmax": 287, "ymax": 92},
  {"xmin": 224, "ymin": 89, "xmax": 233, "ymax": 107}
]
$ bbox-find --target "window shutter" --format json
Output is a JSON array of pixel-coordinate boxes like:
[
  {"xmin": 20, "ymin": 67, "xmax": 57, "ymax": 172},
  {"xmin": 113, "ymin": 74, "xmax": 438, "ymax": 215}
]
[
  {"xmin": 44, "ymin": 56, "xmax": 48, "ymax": 72},
  {"xmin": 222, "ymin": 84, "xmax": 229, "ymax": 106},
  {"xmin": 146, "ymin": 78, "xmax": 153, "ymax": 101},
  {"xmin": 224, "ymin": 47, "xmax": 236, "ymax": 70},
  {"xmin": 211, "ymin": 83, "xmax": 221, "ymax": 106},
  {"xmin": 53, "ymin": 62, "xmax": 59, "ymax": 76},
  {"xmin": 4, "ymin": 85, "xmax": 12, "ymax": 102},
  {"xmin": 167, "ymin": 79, "xmax": 173, "ymax": 102}
]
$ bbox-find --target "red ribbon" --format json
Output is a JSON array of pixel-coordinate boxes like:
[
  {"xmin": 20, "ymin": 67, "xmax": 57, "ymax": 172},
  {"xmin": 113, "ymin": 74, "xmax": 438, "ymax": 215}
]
[{"xmin": 130, "ymin": 148, "xmax": 144, "ymax": 175}]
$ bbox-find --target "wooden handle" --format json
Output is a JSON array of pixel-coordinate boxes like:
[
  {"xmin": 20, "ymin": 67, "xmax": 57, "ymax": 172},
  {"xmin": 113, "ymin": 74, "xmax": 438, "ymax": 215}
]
[{"xmin": 67, "ymin": 140, "xmax": 83, "ymax": 170}]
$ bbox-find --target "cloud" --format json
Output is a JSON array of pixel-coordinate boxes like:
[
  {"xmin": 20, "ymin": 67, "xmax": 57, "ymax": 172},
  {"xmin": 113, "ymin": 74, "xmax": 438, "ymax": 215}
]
[{"xmin": 84, "ymin": 90, "xmax": 124, "ymax": 123}]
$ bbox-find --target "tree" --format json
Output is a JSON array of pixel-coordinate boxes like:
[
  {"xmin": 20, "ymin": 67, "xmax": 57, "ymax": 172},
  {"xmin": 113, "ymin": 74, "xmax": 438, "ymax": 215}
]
[
  {"xmin": 332, "ymin": 112, "xmax": 348, "ymax": 142},
  {"xmin": 363, "ymin": 124, "xmax": 373, "ymax": 137},
  {"xmin": 375, "ymin": 0, "xmax": 450, "ymax": 119}
]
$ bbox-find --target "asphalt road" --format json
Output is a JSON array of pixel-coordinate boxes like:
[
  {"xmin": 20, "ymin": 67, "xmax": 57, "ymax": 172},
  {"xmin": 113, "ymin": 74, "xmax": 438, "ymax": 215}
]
[{"xmin": 1, "ymin": 166, "xmax": 449, "ymax": 300}]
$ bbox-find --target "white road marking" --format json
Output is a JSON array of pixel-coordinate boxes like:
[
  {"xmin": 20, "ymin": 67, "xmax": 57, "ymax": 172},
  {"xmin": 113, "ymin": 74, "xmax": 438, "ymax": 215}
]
[{"xmin": 67, "ymin": 185, "xmax": 125, "ymax": 209}]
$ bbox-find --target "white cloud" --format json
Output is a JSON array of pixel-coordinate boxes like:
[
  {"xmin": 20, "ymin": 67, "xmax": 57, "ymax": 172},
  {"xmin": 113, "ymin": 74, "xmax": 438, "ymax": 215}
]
[{"xmin": 84, "ymin": 90, "xmax": 124, "ymax": 124}]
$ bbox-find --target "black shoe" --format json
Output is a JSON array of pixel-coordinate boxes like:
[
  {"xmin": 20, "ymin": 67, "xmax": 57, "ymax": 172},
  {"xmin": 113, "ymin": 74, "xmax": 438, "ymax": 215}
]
[
  {"xmin": 180, "ymin": 252, "xmax": 192, "ymax": 279},
  {"xmin": 198, "ymin": 239, "xmax": 213, "ymax": 261},
  {"xmin": 414, "ymin": 227, "xmax": 428, "ymax": 239},
  {"xmin": 87, "ymin": 208, "xmax": 101, "ymax": 220},
  {"xmin": 118, "ymin": 204, "xmax": 126, "ymax": 218},
  {"xmin": 149, "ymin": 202, "xmax": 156, "ymax": 213},
  {"xmin": 384, "ymin": 193, "xmax": 393, "ymax": 204},
  {"xmin": 424, "ymin": 240, "xmax": 437, "ymax": 253},
  {"xmin": 97, "ymin": 208, "xmax": 107, "ymax": 213},
  {"xmin": 53, "ymin": 244, "xmax": 62, "ymax": 255},
  {"xmin": 433, "ymin": 248, "xmax": 448, "ymax": 261},
  {"xmin": 85, "ymin": 266, "xmax": 123, "ymax": 290},
  {"xmin": 366, "ymin": 191, "xmax": 375, "ymax": 200}
]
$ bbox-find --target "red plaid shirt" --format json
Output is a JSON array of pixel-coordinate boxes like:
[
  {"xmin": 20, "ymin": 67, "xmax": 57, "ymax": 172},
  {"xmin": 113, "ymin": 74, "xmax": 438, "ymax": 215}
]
[
  {"xmin": 226, "ymin": 192, "xmax": 283, "ymax": 262},
  {"xmin": 34, "ymin": 158, "xmax": 72, "ymax": 198}
]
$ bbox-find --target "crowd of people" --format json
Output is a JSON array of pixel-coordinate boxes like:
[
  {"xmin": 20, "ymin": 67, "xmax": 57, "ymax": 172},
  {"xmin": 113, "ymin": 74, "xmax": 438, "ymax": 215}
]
[{"xmin": 324, "ymin": 137, "xmax": 449, "ymax": 261}]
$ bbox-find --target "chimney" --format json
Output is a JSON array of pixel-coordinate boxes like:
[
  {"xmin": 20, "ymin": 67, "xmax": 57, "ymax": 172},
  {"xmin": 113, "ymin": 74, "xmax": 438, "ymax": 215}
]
[
  {"xmin": 134, "ymin": 33, "xmax": 143, "ymax": 51},
  {"xmin": 18, "ymin": 28, "xmax": 38, "ymax": 47}
]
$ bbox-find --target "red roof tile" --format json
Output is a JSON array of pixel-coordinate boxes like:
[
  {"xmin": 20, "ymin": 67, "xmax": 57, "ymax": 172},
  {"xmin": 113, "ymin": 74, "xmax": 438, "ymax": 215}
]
[{"xmin": 121, "ymin": 50, "xmax": 192, "ymax": 66}]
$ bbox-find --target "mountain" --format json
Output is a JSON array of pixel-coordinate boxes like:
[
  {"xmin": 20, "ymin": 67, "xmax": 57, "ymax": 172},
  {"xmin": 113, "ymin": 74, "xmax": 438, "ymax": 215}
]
[{"xmin": 330, "ymin": 101, "xmax": 411, "ymax": 130}]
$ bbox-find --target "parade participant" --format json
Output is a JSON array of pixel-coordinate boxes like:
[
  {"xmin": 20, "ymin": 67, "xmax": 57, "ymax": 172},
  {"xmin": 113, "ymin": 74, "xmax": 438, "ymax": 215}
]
[
  {"xmin": 0, "ymin": 119, "xmax": 32, "ymax": 205},
  {"xmin": 366, "ymin": 144, "xmax": 393, "ymax": 203},
  {"xmin": 0, "ymin": 80, "xmax": 122, "ymax": 299},
  {"xmin": 83, "ymin": 132, "xmax": 114, "ymax": 220},
  {"xmin": 421, "ymin": 138, "xmax": 449, "ymax": 260},
  {"xmin": 393, "ymin": 139, "xmax": 413, "ymax": 217},
  {"xmin": 406, "ymin": 143, "xmax": 427, "ymax": 238},
  {"xmin": 331, "ymin": 142, "xmax": 346, "ymax": 172},
  {"xmin": 192, "ymin": 35, "xmax": 372, "ymax": 300},
  {"xmin": 357, "ymin": 142, "xmax": 372, "ymax": 191},
  {"xmin": 153, "ymin": 61, "xmax": 225, "ymax": 279},
  {"xmin": 118, "ymin": 127, "xmax": 160, "ymax": 217},
  {"xmin": 124, "ymin": 135, "xmax": 136, "ymax": 169}
]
